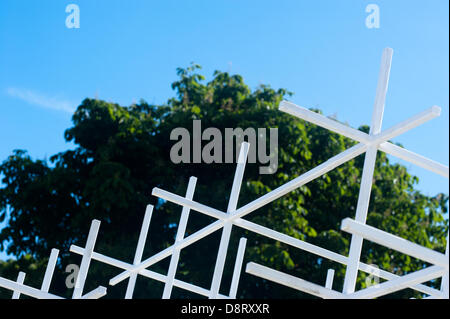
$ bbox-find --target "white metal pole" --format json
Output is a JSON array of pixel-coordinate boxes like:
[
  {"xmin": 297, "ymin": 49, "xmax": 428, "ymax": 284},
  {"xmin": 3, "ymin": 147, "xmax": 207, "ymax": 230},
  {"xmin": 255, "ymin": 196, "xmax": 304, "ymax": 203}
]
[
  {"xmin": 229, "ymin": 237, "xmax": 247, "ymax": 299},
  {"xmin": 125, "ymin": 205, "xmax": 154, "ymax": 299},
  {"xmin": 12, "ymin": 272, "xmax": 26, "ymax": 299},
  {"xmin": 343, "ymin": 48, "xmax": 393, "ymax": 294},
  {"xmin": 72, "ymin": 219, "xmax": 101, "ymax": 299},
  {"xmin": 209, "ymin": 142, "xmax": 249, "ymax": 298},
  {"xmin": 162, "ymin": 176, "xmax": 197, "ymax": 299},
  {"xmin": 41, "ymin": 248, "xmax": 59, "ymax": 293}
]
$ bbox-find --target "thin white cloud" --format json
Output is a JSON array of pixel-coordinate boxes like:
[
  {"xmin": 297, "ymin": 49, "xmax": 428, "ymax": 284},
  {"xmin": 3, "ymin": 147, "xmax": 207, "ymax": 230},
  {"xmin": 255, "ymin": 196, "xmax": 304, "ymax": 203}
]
[{"xmin": 5, "ymin": 87, "xmax": 77, "ymax": 113}]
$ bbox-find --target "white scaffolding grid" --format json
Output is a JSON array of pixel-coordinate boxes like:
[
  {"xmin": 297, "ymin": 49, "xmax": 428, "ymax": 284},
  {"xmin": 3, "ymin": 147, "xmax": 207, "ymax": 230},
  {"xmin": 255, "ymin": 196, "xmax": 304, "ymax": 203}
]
[{"xmin": 0, "ymin": 48, "xmax": 448, "ymax": 299}]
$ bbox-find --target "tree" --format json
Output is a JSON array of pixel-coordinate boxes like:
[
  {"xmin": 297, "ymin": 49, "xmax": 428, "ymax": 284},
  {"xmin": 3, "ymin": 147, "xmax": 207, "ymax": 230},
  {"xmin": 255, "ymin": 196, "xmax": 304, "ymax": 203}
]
[{"xmin": 0, "ymin": 64, "xmax": 448, "ymax": 298}]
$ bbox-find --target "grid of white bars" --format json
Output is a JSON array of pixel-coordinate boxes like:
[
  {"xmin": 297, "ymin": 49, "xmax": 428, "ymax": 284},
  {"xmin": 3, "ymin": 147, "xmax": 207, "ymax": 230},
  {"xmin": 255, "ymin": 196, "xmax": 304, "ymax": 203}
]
[{"xmin": 0, "ymin": 48, "xmax": 448, "ymax": 299}]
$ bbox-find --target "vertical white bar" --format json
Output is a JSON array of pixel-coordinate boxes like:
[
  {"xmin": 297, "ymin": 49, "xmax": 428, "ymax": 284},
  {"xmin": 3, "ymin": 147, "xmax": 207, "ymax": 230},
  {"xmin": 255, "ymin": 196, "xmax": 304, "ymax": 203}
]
[
  {"xmin": 325, "ymin": 269, "xmax": 335, "ymax": 289},
  {"xmin": 441, "ymin": 234, "xmax": 449, "ymax": 298},
  {"xmin": 41, "ymin": 248, "xmax": 59, "ymax": 293},
  {"xmin": 125, "ymin": 205, "xmax": 154, "ymax": 299},
  {"xmin": 209, "ymin": 142, "xmax": 249, "ymax": 298},
  {"xmin": 370, "ymin": 48, "xmax": 393, "ymax": 134},
  {"xmin": 72, "ymin": 219, "xmax": 101, "ymax": 299},
  {"xmin": 162, "ymin": 176, "xmax": 197, "ymax": 299},
  {"xmin": 343, "ymin": 48, "xmax": 393, "ymax": 294},
  {"xmin": 12, "ymin": 272, "xmax": 26, "ymax": 299},
  {"xmin": 229, "ymin": 237, "xmax": 247, "ymax": 299}
]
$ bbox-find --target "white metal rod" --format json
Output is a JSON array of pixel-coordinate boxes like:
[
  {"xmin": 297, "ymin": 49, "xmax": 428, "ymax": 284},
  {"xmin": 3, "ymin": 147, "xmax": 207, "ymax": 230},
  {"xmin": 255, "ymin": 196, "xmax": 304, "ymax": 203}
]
[
  {"xmin": 370, "ymin": 47, "xmax": 393, "ymax": 134},
  {"xmin": 12, "ymin": 272, "xmax": 26, "ymax": 299},
  {"xmin": 109, "ymin": 219, "xmax": 224, "ymax": 286},
  {"xmin": 81, "ymin": 286, "xmax": 107, "ymax": 299},
  {"xmin": 209, "ymin": 223, "xmax": 233, "ymax": 299},
  {"xmin": 279, "ymin": 100, "xmax": 449, "ymax": 179},
  {"xmin": 41, "ymin": 248, "xmax": 59, "ymax": 293},
  {"xmin": 163, "ymin": 176, "xmax": 197, "ymax": 299},
  {"xmin": 125, "ymin": 205, "xmax": 153, "ymax": 299},
  {"xmin": 228, "ymin": 142, "xmax": 250, "ymax": 213},
  {"xmin": 152, "ymin": 188, "xmax": 228, "ymax": 220},
  {"xmin": 371, "ymin": 106, "xmax": 440, "ymax": 146},
  {"xmin": 341, "ymin": 218, "xmax": 448, "ymax": 268},
  {"xmin": 349, "ymin": 265, "xmax": 446, "ymax": 299},
  {"xmin": 343, "ymin": 146, "xmax": 378, "ymax": 294},
  {"xmin": 234, "ymin": 218, "xmax": 348, "ymax": 264},
  {"xmin": 229, "ymin": 237, "xmax": 247, "ymax": 299},
  {"xmin": 441, "ymin": 234, "xmax": 449, "ymax": 298},
  {"xmin": 246, "ymin": 262, "xmax": 343, "ymax": 299},
  {"xmin": 210, "ymin": 143, "xmax": 249, "ymax": 299},
  {"xmin": 279, "ymin": 101, "xmax": 371, "ymax": 143},
  {"xmin": 379, "ymin": 142, "xmax": 449, "ymax": 178},
  {"xmin": 72, "ymin": 219, "xmax": 101, "ymax": 299},
  {"xmin": 344, "ymin": 48, "xmax": 391, "ymax": 295},
  {"xmin": 325, "ymin": 269, "xmax": 335, "ymax": 289},
  {"xmin": 233, "ymin": 143, "xmax": 368, "ymax": 219},
  {"xmin": 235, "ymin": 218, "xmax": 442, "ymax": 297},
  {"xmin": 0, "ymin": 277, "xmax": 63, "ymax": 299},
  {"xmin": 71, "ymin": 244, "xmax": 228, "ymax": 298},
  {"xmin": 358, "ymin": 262, "xmax": 443, "ymax": 298}
]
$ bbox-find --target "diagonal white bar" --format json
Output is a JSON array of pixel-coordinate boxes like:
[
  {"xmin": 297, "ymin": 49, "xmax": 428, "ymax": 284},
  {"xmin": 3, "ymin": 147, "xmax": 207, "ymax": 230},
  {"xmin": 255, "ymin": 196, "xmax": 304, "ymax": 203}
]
[
  {"xmin": 246, "ymin": 262, "xmax": 343, "ymax": 299},
  {"xmin": 0, "ymin": 277, "xmax": 63, "ymax": 299},
  {"xmin": 348, "ymin": 265, "xmax": 446, "ymax": 299},
  {"xmin": 162, "ymin": 176, "xmax": 197, "ymax": 299},
  {"xmin": 341, "ymin": 218, "xmax": 448, "ymax": 268},
  {"xmin": 152, "ymin": 188, "xmax": 228, "ymax": 220},
  {"xmin": 343, "ymin": 48, "xmax": 393, "ymax": 294},
  {"xmin": 229, "ymin": 237, "xmax": 247, "ymax": 299},
  {"xmin": 80, "ymin": 286, "xmax": 108, "ymax": 299},
  {"xmin": 325, "ymin": 269, "xmax": 335, "ymax": 289},
  {"xmin": 70, "ymin": 244, "xmax": 230, "ymax": 298},
  {"xmin": 209, "ymin": 142, "xmax": 249, "ymax": 298},
  {"xmin": 125, "ymin": 205, "xmax": 154, "ymax": 299},
  {"xmin": 279, "ymin": 100, "xmax": 370, "ymax": 143},
  {"xmin": 440, "ymin": 234, "xmax": 449, "ymax": 298},
  {"xmin": 12, "ymin": 272, "xmax": 26, "ymax": 299},
  {"xmin": 72, "ymin": 219, "xmax": 101, "ymax": 299},
  {"xmin": 41, "ymin": 248, "xmax": 59, "ymax": 293},
  {"xmin": 379, "ymin": 142, "xmax": 449, "ymax": 178},
  {"xmin": 234, "ymin": 217, "xmax": 443, "ymax": 297}
]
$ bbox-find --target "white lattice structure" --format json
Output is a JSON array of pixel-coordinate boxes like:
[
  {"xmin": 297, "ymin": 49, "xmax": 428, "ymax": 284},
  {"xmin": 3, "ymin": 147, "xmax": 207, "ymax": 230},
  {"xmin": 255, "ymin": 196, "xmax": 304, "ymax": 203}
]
[{"xmin": 0, "ymin": 48, "xmax": 448, "ymax": 299}]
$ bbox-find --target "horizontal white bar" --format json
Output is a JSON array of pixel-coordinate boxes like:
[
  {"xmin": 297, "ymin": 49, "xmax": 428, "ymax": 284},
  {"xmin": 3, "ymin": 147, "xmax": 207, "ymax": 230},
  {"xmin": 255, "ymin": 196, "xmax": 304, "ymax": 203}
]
[
  {"xmin": 246, "ymin": 262, "xmax": 343, "ymax": 299},
  {"xmin": 379, "ymin": 142, "xmax": 449, "ymax": 178},
  {"xmin": 348, "ymin": 265, "xmax": 446, "ymax": 299},
  {"xmin": 341, "ymin": 218, "xmax": 448, "ymax": 268},
  {"xmin": 0, "ymin": 277, "xmax": 63, "ymax": 299},
  {"xmin": 279, "ymin": 101, "xmax": 370, "ymax": 143}
]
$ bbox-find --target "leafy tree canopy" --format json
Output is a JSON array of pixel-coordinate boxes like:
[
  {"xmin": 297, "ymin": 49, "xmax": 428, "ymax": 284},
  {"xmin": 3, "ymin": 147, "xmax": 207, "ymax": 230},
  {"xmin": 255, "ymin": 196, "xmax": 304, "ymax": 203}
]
[{"xmin": 0, "ymin": 64, "xmax": 447, "ymax": 298}]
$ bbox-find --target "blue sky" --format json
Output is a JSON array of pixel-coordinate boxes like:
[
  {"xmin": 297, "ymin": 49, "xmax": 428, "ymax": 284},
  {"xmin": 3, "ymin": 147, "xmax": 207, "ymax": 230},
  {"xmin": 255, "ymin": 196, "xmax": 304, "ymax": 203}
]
[{"xmin": 0, "ymin": 0, "xmax": 448, "ymax": 260}]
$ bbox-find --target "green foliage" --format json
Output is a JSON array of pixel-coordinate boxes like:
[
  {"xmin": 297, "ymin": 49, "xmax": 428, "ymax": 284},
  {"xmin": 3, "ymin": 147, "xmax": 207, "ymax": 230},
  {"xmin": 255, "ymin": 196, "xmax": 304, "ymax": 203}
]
[{"xmin": 0, "ymin": 65, "xmax": 448, "ymax": 298}]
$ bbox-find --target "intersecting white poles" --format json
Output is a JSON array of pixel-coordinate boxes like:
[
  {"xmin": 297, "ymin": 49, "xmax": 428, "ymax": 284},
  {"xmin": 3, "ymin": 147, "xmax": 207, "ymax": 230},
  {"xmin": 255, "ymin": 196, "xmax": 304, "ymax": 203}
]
[
  {"xmin": 68, "ymin": 145, "xmax": 252, "ymax": 299},
  {"xmin": 245, "ymin": 47, "xmax": 449, "ymax": 298},
  {"xmin": 0, "ymin": 48, "xmax": 447, "ymax": 299},
  {"xmin": 0, "ymin": 241, "xmax": 107, "ymax": 299}
]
